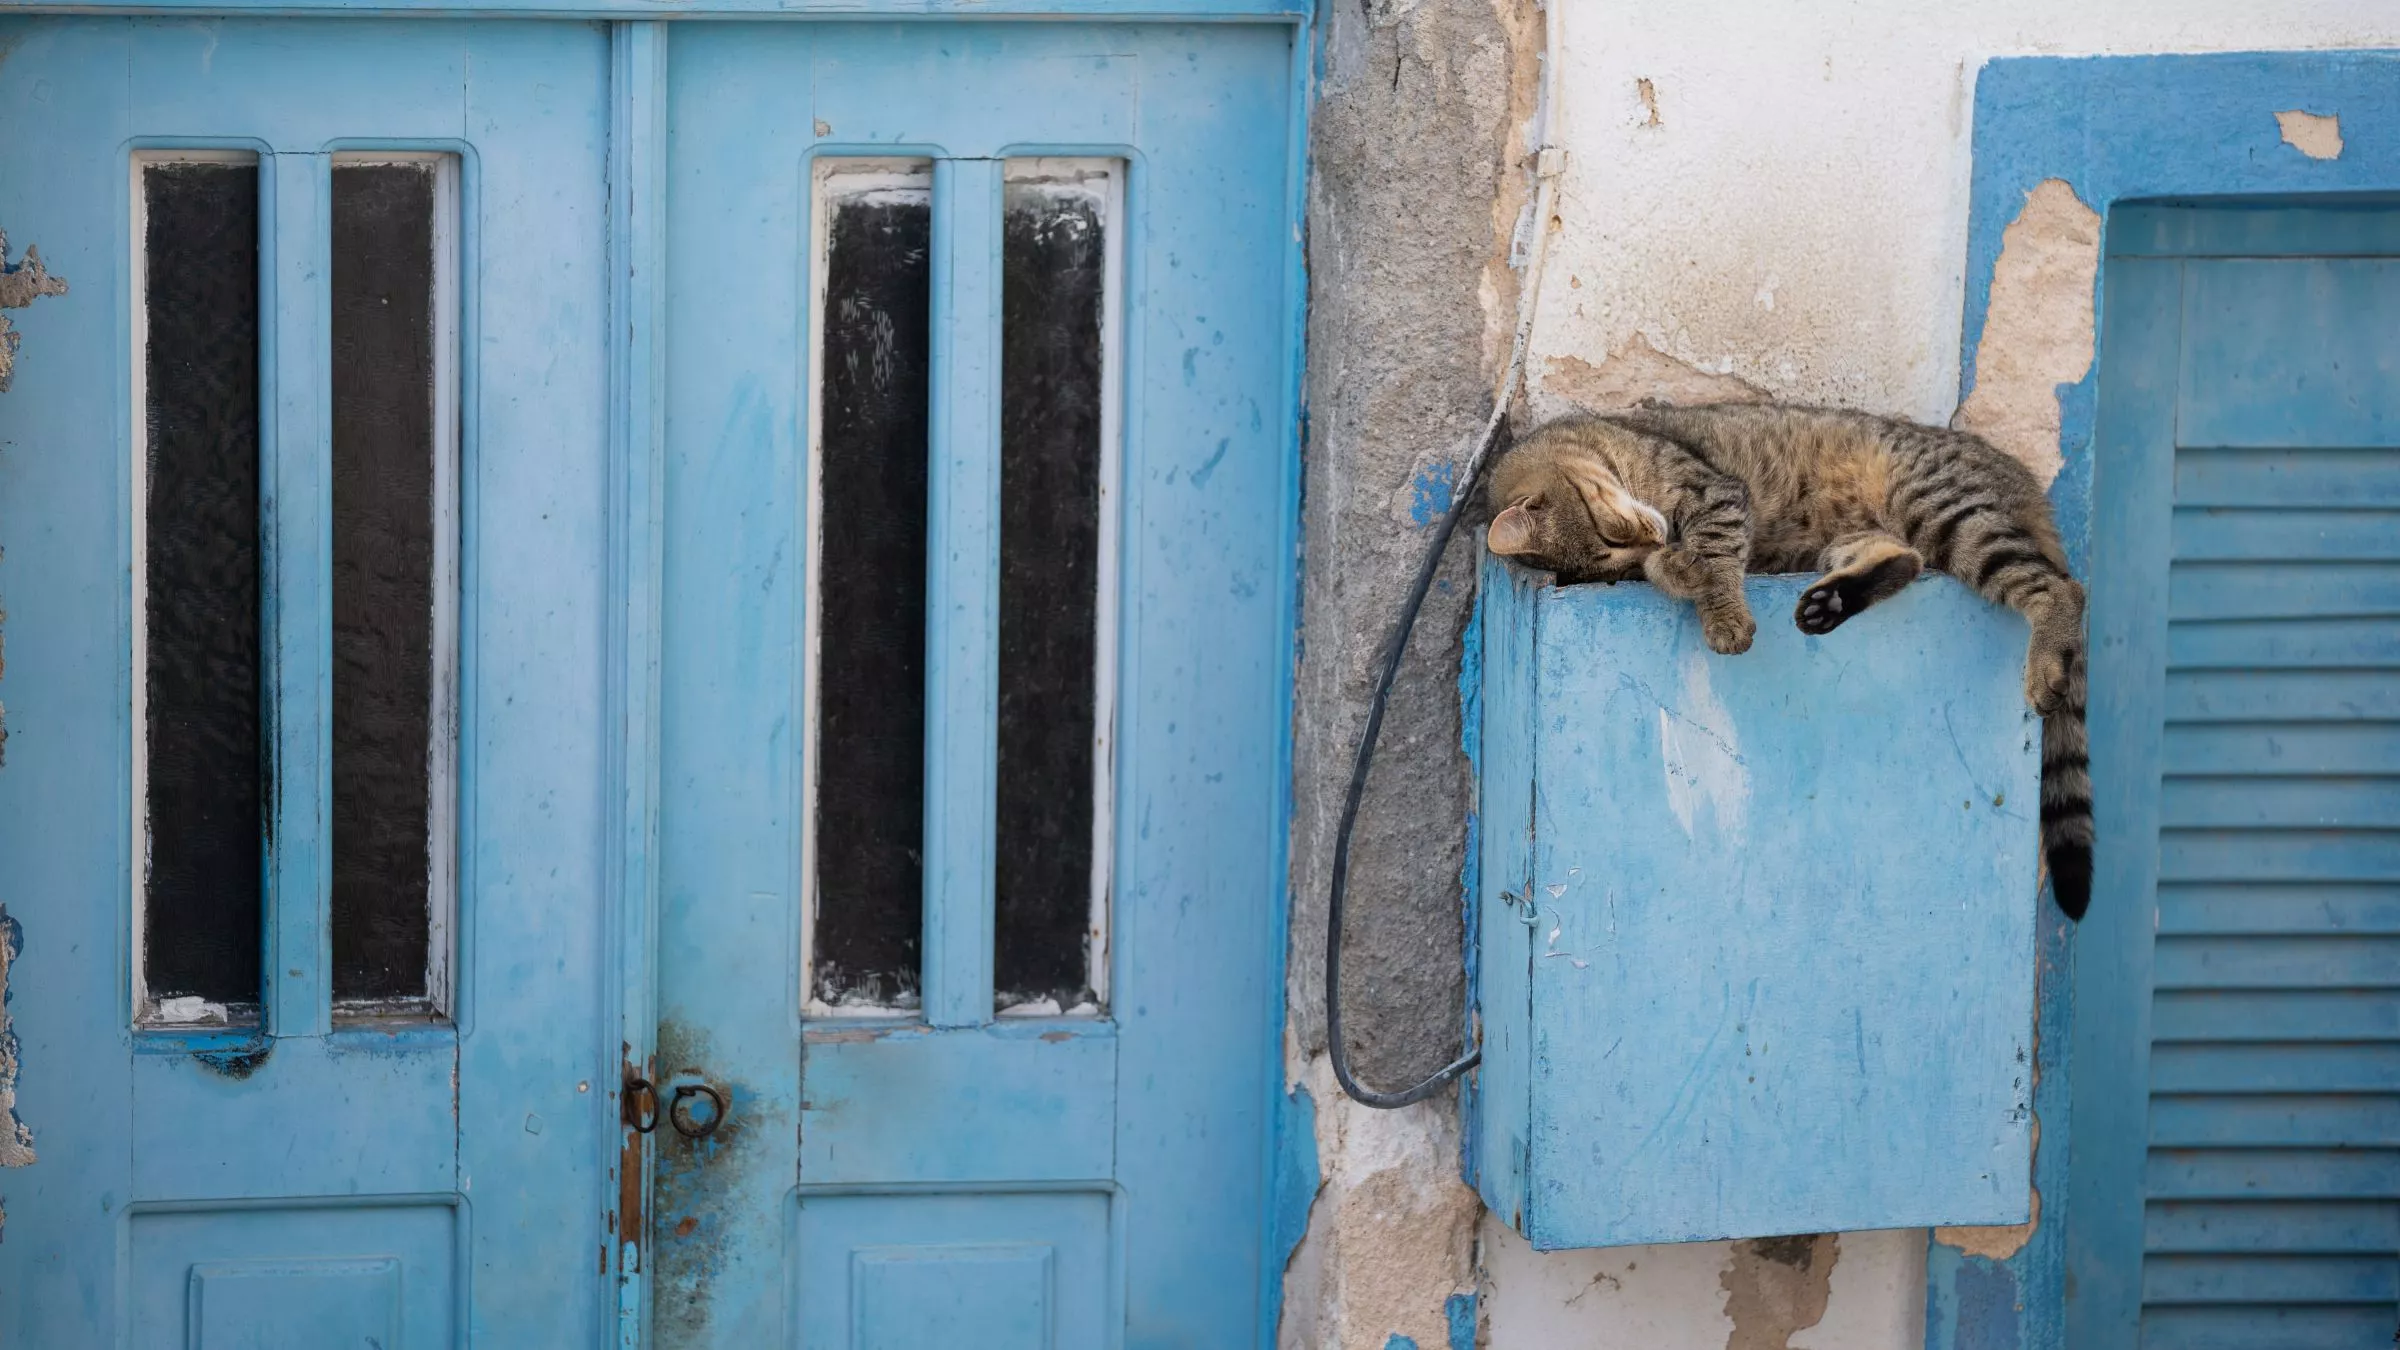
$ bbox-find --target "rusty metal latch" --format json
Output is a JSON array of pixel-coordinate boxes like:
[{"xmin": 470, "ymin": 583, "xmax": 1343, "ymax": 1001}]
[{"xmin": 623, "ymin": 1076, "xmax": 660, "ymax": 1134}]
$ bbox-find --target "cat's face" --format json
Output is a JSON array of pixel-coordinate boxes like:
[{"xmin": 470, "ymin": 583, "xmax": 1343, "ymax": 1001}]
[{"xmin": 1485, "ymin": 455, "xmax": 1668, "ymax": 583}]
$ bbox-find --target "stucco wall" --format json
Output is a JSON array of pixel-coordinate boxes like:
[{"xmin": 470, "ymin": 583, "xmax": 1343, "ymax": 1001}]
[{"xmin": 1287, "ymin": 2, "xmax": 2400, "ymax": 1347}]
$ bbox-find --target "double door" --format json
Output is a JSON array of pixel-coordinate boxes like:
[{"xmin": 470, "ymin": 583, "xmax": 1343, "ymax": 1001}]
[{"xmin": 0, "ymin": 17, "xmax": 1294, "ymax": 1347}]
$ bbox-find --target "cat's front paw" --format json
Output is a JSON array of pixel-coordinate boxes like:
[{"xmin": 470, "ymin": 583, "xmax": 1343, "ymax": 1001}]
[{"xmin": 1703, "ymin": 609, "xmax": 1756, "ymax": 655}]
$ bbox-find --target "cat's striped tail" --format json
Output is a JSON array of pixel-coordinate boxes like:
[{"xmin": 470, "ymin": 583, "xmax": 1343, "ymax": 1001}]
[{"xmin": 2041, "ymin": 647, "xmax": 2093, "ymax": 920}]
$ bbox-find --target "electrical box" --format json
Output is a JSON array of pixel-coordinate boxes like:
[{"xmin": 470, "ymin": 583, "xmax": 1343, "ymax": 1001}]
[{"xmin": 1468, "ymin": 555, "xmax": 2039, "ymax": 1250}]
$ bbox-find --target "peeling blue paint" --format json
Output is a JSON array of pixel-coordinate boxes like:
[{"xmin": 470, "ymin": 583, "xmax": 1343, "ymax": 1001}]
[
  {"xmin": 1444, "ymin": 1291, "xmax": 1476, "ymax": 1350},
  {"xmin": 1952, "ymin": 1260, "xmax": 2022, "ymax": 1350},
  {"xmin": 1408, "ymin": 461, "xmax": 1455, "ymax": 529},
  {"xmin": 1383, "ymin": 1336, "xmax": 1418, "ymax": 1350},
  {"xmin": 1272, "ymin": 1079, "xmax": 1321, "ymax": 1274}
]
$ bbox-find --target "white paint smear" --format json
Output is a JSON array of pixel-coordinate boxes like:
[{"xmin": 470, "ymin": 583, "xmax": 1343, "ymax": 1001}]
[{"xmin": 1658, "ymin": 648, "xmax": 1749, "ymax": 842}]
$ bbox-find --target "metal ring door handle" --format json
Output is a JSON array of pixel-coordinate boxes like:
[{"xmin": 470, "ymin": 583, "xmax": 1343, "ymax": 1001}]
[
  {"xmin": 669, "ymin": 1083, "xmax": 728, "ymax": 1140},
  {"xmin": 623, "ymin": 1078, "xmax": 660, "ymax": 1134}
]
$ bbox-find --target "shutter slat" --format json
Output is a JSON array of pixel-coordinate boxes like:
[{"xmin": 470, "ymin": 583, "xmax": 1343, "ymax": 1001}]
[
  {"xmin": 2141, "ymin": 1304, "xmax": 2400, "ymax": 1350},
  {"xmin": 2145, "ymin": 1199, "xmax": 2400, "ymax": 1253},
  {"xmin": 2174, "ymin": 508, "xmax": 2400, "ymax": 563},
  {"xmin": 2150, "ymin": 1043, "xmax": 2400, "ymax": 1094},
  {"xmin": 2148, "ymin": 1147, "xmax": 2400, "ymax": 1200},
  {"xmin": 2151, "ymin": 1095, "xmax": 2400, "ymax": 1148},
  {"xmin": 2165, "ymin": 722, "xmax": 2400, "ymax": 776},
  {"xmin": 2159, "ymin": 829, "xmax": 2400, "ymax": 882},
  {"xmin": 2154, "ymin": 989, "xmax": 2400, "ymax": 1043},
  {"xmin": 2153, "ymin": 935, "xmax": 2400, "ymax": 989},
  {"xmin": 2173, "ymin": 446, "xmax": 2400, "ymax": 508},
  {"xmin": 2160, "ymin": 775, "xmax": 2400, "ymax": 829},
  {"xmin": 2168, "ymin": 616, "xmax": 2400, "ymax": 669},
  {"xmin": 2143, "ymin": 1252, "xmax": 2400, "ymax": 1303},
  {"xmin": 2158, "ymin": 883, "xmax": 2400, "ymax": 936},
  {"xmin": 2164, "ymin": 670, "xmax": 2400, "ymax": 721},
  {"xmin": 2169, "ymin": 561, "xmax": 2400, "ymax": 620}
]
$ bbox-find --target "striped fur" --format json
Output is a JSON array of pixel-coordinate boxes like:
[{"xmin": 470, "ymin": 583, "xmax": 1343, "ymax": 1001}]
[{"xmin": 1485, "ymin": 403, "xmax": 2093, "ymax": 920}]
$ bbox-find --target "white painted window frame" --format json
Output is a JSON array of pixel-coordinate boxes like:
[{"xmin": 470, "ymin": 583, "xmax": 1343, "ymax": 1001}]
[
  {"xmin": 328, "ymin": 150, "xmax": 462, "ymax": 1024},
  {"xmin": 993, "ymin": 156, "xmax": 1122, "ymax": 1021},
  {"xmin": 800, "ymin": 156, "xmax": 1125, "ymax": 1021},
  {"xmin": 130, "ymin": 150, "xmax": 462, "ymax": 1027},
  {"xmin": 130, "ymin": 148, "xmax": 265, "ymax": 1030}
]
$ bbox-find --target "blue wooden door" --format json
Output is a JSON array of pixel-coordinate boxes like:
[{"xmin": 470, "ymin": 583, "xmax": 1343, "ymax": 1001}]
[
  {"xmin": 648, "ymin": 23, "xmax": 1295, "ymax": 1348},
  {"xmin": 2072, "ymin": 202, "xmax": 2400, "ymax": 1347},
  {"xmin": 0, "ymin": 19, "xmax": 617, "ymax": 1345}
]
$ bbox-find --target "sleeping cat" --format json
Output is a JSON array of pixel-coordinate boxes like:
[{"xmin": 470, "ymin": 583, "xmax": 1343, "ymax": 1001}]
[{"xmin": 1484, "ymin": 402, "xmax": 2092, "ymax": 920}]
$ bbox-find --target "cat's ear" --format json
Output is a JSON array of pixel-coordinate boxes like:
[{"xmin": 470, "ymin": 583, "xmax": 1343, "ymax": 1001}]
[
  {"xmin": 1559, "ymin": 458, "xmax": 1667, "ymax": 546},
  {"xmin": 1487, "ymin": 500, "xmax": 1540, "ymax": 556}
]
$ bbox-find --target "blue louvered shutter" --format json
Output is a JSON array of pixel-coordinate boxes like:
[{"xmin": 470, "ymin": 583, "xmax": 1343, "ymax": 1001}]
[{"xmin": 2075, "ymin": 205, "xmax": 2400, "ymax": 1350}]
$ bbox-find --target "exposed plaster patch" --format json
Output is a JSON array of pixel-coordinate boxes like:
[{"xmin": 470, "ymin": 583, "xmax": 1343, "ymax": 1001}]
[
  {"xmin": 1935, "ymin": 1116, "xmax": 2040, "ymax": 1260},
  {"xmin": 1937, "ymin": 1000, "xmax": 2044, "ymax": 1261},
  {"xmin": 1533, "ymin": 334, "xmax": 1768, "ymax": 419},
  {"xmin": 1719, "ymin": 1234, "xmax": 1837, "ymax": 1350},
  {"xmin": 2274, "ymin": 109, "xmax": 2344, "ymax": 160},
  {"xmin": 1278, "ymin": 1051, "xmax": 1479, "ymax": 1350},
  {"xmin": 1637, "ymin": 77, "xmax": 1662, "ymax": 128},
  {"xmin": 1478, "ymin": 0, "xmax": 1546, "ymax": 381},
  {"xmin": 0, "ymin": 231, "xmax": 69, "ymax": 394},
  {"xmin": 1952, "ymin": 179, "xmax": 2098, "ymax": 487}
]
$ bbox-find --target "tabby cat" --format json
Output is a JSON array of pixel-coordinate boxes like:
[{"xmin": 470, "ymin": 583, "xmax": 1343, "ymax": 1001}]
[{"xmin": 1484, "ymin": 402, "xmax": 2092, "ymax": 920}]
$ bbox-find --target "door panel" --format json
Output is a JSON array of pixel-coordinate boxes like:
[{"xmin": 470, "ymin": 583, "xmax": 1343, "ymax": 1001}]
[
  {"xmin": 656, "ymin": 23, "xmax": 1294, "ymax": 1347},
  {"xmin": 2072, "ymin": 202, "xmax": 2400, "ymax": 1347},
  {"xmin": 0, "ymin": 19, "xmax": 613, "ymax": 1345}
]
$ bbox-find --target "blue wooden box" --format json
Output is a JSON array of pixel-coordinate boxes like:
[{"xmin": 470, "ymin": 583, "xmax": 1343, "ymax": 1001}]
[{"xmin": 1467, "ymin": 555, "xmax": 2039, "ymax": 1249}]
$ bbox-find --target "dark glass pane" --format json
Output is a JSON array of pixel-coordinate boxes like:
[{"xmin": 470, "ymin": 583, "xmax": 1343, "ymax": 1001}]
[
  {"xmin": 329, "ymin": 163, "xmax": 441, "ymax": 1007},
  {"xmin": 142, "ymin": 161, "xmax": 264, "ymax": 1015},
  {"xmin": 813, "ymin": 182, "xmax": 932, "ymax": 1010},
  {"xmin": 995, "ymin": 173, "xmax": 1107, "ymax": 1014}
]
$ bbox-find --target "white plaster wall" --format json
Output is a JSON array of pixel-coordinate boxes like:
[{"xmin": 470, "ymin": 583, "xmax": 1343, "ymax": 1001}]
[
  {"xmin": 1481, "ymin": 2, "xmax": 2400, "ymax": 1345},
  {"xmin": 1481, "ymin": 1223, "xmax": 1925, "ymax": 1349},
  {"xmin": 1532, "ymin": 0, "xmax": 2400, "ymax": 424}
]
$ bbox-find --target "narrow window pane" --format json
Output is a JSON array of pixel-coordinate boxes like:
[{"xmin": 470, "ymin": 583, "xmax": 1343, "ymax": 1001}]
[
  {"xmin": 995, "ymin": 161, "xmax": 1116, "ymax": 1016},
  {"xmin": 140, "ymin": 158, "xmax": 264, "ymax": 1021},
  {"xmin": 810, "ymin": 164, "xmax": 932, "ymax": 1012},
  {"xmin": 330, "ymin": 158, "xmax": 453, "ymax": 1014}
]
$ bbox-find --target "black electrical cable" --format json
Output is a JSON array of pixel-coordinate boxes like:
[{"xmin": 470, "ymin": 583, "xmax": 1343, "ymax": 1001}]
[{"xmin": 1323, "ymin": 416, "xmax": 1507, "ymax": 1110}]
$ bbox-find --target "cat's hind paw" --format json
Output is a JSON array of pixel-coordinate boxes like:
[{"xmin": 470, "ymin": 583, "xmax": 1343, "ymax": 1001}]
[
  {"xmin": 1795, "ymin": 580, "xmax": 1852, "ymax": 635},
  {"xmin": 1793, "ymin": 550, "xmax": 1920, "ymax": 636}
]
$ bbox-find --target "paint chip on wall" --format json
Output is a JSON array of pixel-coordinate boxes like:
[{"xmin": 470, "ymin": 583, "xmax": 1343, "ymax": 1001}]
[
  {"xmin": 0, "ymin": 907, "xmax": 32, "ymax": 1177},
  {"xmin": 0, "ymin": 231, "xmax": 70, "ymax": 394},
  {"xmin": 2274, "ymin": 109, "xmax": 2343, "ymax": 160}
]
